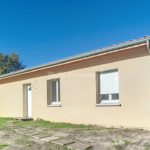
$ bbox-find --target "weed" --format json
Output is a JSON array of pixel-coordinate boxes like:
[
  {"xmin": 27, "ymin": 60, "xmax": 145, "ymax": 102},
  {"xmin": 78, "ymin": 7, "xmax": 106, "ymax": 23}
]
[
  {"xmin": 111, "ymin": 140, "xmax": 119, "ymax": 143},
  {"xmin": 0, "ymin": 143, "xmax": 8, "ymax": 149},
  {"xmin": 124, "ymin": 129, "xmax": 128, "ymax": 132},
  {"xmin": 123, "ymin": 140, "xmax": 132, "ymax": 144},
  {"xmin": 111, "ymin": 140, "xmax": 115, "ymax": 143}
]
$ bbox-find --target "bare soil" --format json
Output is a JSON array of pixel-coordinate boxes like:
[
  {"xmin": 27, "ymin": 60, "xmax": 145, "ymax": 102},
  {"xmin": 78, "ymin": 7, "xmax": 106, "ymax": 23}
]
[
  {"xmin": 39, "ymin": 126, "xmax": 150, "ymax": 150},
  {"xmin": 0, "ymin": 127, "xmax": 68, "ymax": 150},
  {"xmin": 0, "ymin": 126, "xmax": 150, "ymax": 150}
]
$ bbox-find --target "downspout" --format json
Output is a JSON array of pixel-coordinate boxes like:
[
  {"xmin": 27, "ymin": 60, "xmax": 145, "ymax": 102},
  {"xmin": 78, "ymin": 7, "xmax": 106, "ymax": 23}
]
[{"xmin": 147, "ymin": 40, "xmax": 150, "ymax": 53}]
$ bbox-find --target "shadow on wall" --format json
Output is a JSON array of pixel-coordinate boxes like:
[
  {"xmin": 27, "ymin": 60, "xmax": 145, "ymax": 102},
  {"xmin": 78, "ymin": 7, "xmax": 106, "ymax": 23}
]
[{"xmin": 0, "ymin": 46, "xmax": 148, "ymax": 85}]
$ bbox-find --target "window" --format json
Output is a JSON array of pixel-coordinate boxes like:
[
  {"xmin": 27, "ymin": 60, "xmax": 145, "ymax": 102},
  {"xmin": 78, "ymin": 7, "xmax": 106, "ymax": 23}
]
[
  {"xmin": 98, "ymin": 69, "xmax": 119, "ymax": 104},
  {"xmin": 47, "ymin": 79, "xmax": 60, "ymax": 106}
]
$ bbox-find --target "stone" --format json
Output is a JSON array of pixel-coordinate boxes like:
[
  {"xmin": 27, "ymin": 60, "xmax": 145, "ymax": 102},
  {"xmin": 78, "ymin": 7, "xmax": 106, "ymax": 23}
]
[
  {"xmin": 41, "ymin": 136, "xmax": 59, "ymax": 142},
  {"xmin": 52, "ymin": 139, "xmax": 75, "ymax": 146},
  {"xmin": 32, "ymin": 134, "xmax": 50, "ymax": 139},
  {"xmin": 67, "ymin": 142, "xmax": 91, "ymax": 150},
  {"xmin": 24, "ymin": 132, "xmax": 40, "ymax": 136}
]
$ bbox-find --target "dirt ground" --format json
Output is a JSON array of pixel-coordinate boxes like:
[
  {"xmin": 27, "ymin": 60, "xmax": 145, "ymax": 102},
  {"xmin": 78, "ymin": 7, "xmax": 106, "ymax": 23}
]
[
  {"xmin": 0, "ymin": 126, "xmax": 150, "ymax": 150},
  {"xmin": 0, "ymin": 127, "xmax": 68, "ymax": 150}
]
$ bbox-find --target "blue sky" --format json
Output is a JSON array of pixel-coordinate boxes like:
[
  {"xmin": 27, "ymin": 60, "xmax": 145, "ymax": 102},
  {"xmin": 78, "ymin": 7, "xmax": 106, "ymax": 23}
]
[{"xmin": 0, "ymin": 0, "xmax": 150, "ymax": 67}]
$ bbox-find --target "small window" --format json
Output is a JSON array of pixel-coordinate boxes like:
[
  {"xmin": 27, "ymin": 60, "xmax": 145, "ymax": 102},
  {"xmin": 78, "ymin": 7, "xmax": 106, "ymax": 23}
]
[
  {"xmin": 98, "ymin": 69, "xmax": 119, "ymax": 104},
  {"xmin": 48, "ymin": 79, "xmax": 60, "ymax": 105}
]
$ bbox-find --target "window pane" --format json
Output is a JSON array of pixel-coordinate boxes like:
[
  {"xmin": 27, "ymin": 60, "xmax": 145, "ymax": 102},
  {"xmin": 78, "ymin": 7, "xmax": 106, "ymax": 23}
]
[
  {"xmin": 51, "ymin": 80, "xmax": 60, "ymax": 103},
  {"xmin": 52, "ymin": 81, "xmax": 56, "ymax": 102},
  {"xmin": 112, "ymin": 93, "xmax": 119, "ymax": 100},
  {"xmin": 100, "ymin": 94, "xmax": 109, "ymax": 100}
]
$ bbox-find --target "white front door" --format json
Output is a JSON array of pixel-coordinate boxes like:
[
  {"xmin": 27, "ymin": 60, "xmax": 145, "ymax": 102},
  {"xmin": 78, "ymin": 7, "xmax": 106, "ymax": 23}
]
[{"xmin": 26, "ymin": 85, "xmax": 32, "ymax": 117}]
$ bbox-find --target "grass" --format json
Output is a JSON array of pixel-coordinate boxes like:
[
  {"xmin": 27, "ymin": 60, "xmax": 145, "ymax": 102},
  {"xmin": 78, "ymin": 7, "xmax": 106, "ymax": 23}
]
[
  {"xmin": 0, "ymin": 117, "xmax": 116, "ymax": 131},
  {"xmin": 14, "ymin": 118, "xmax": 93, "ymax": 129},
  {"xmin": 0, "ymin": 143, "xmax": 8, "ymax": 149},
  {"xmin": 111, "ymin": 140, "xmax": 115, "ymax": 143},
  {"xmin": 145, "ymin": 146, "xmax": 150, "ymax": 150},
  {"xmin": 15, "ymin": 136, "xmax": 31, "ymax": 147},
  {"xmin": 0, "ymin": 117, "xmax": 13, "ymax": 128},
  {"xmin": 111, "ymin": 140, "xmax": 119, "ymax": 143},
  {"xmin": 123, "ymin": 140, "xmax": 132, "ymax": 144}
]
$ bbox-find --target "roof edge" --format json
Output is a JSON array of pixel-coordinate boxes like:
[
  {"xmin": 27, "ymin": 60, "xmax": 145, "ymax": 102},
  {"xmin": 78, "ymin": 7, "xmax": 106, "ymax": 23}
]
[{"xmin": 0, "ymin": 36, "xmax": 149, "ymax": 79}]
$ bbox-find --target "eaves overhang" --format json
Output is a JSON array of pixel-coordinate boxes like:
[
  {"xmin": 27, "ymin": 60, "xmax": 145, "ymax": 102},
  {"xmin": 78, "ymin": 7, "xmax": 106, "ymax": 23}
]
[{"xmin": 0, "ymin": 36, "xmax": 150, "ymax": 79}]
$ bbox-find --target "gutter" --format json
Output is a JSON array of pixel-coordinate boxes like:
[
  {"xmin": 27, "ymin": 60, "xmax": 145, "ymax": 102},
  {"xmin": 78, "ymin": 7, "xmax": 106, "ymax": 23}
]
[
  {"xmin": 147, "ymin": 39, "xmax": 150, "ymax": 53},
  {"xmin": 0, "ymin": 36, "xmax": 150, "ymax": 79}
]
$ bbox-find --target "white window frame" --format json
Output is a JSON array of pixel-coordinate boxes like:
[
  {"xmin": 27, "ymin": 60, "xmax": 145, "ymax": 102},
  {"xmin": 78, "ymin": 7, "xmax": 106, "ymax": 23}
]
[
  {"xmin": 100, "ymin": 94, "xmax": 119, "ymax": 104},
  {"xmin": 49, "ymin": 78, "xmax": 60, "ymax": 106},
  {"xmin": 96, "ymin": 69, "xmax": 120, "ymax": 106}
]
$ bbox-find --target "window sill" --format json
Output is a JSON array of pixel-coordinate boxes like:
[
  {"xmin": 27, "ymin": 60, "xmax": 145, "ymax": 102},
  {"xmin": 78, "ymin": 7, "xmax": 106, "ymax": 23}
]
[
  {"xmin": 47, "ymin": 104, "xmax": 61, "ymax": 107},
  {"xmin": 96, "ymin": 103, "xmax": 121, "ymax": 107}
]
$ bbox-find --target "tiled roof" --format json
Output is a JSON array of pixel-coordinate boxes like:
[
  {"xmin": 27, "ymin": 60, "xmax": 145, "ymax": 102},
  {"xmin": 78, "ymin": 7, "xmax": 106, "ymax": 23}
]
[{"xmin": 0, "ymin": 35, "xmax": 150, "ymax": 79}]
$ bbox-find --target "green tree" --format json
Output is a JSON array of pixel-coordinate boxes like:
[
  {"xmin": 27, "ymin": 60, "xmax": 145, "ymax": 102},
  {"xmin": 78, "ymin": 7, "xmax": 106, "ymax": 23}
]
[{"xmin": 0, "ymin": 51, "xmax": 26, "ymax": 75}]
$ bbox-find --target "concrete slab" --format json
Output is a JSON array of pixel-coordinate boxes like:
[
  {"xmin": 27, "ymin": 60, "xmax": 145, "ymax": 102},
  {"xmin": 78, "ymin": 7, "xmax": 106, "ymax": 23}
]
[
  {"xmin": 67, "ymin": 142, "xmax": 91, "ymax": 150},
  {"xmin": 32, "ymin": 134, "xmax": 50, "ymax": 139},
  {"xmin": 24, "ymin": 132, "xmax": 40, "ymax": 136},
  {"xmin": 14, "ymin": 128, "xmax": 28, "ymax": 131},
  {"xmin": 17, "ymin": 131, "xmax": 26, "ymax": 134},
  {"xmin": 41, "ymin": 136, "xmax": 60, "ymax": 142},
  {"xmin": 10, "ymin": 126, "xmax": 24, "ymax": 129},
  {"xmin": 17, "ymin": 129, "xmax": 33, "ymax": 134},
  {"xmin": 52, "ymin": 139, "xmax": 75, "ymax": 146}
]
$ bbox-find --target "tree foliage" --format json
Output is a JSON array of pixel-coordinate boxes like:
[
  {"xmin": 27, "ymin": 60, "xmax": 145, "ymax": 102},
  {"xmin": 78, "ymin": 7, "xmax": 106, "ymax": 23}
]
[{"xmin": 0, "ymin": 51, "xmax": 26, "ymax": 75}]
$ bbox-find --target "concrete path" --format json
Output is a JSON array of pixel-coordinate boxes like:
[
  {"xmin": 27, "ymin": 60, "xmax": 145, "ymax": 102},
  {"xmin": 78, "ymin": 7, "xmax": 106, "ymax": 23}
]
[
  {"xmin": 25, "ymin": 132, "xmax": 40, "ymax": 136},
  {"xmin": 13, "ymin": 128, "xmax": 29, "ymax": 132},
  {"xmin": 52, "ymin": 138, "xmax": 75, "ymax": 146},
  {"xmin": 6, "ymin": 121, "xmax": 93, "ymax": 150},
  {"xmin": 41, "ymin": 136, "xmax": 59, "ymax": 142},
  {"xmin": 67, "ymin": 142, "xmax": 91, "ymax": 150},
  {"xmin": 32, "ymin": 134, "xmax": 51, "ymax": 139}
]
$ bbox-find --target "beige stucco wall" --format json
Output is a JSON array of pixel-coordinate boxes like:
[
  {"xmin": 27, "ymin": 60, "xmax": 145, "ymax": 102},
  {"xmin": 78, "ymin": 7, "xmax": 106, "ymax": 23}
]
[{"xmin": 0, "ymin": 45, "xmax": 150, "ymax": 128}]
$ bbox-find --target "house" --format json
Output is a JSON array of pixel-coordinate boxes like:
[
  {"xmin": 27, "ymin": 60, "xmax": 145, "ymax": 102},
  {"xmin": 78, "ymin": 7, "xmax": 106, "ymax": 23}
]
[{"xmin": 0, "ymin": 36, "xmax": 150, "ymax": 129}]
